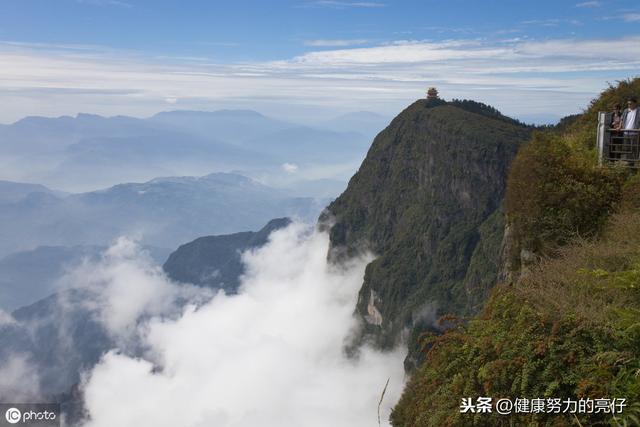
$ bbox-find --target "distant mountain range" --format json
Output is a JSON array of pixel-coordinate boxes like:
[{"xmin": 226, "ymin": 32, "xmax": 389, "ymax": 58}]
[
  {"xmin": 0, "ymin": 180, "xmax": 67, "ymax": 204},
  {"xmin": 0, "ymin": 173, "xmax": 325, "ymax": 259},
  {"xmin": 0, "ymin": 109, "xmax": 389, "ymax": 192},
  {"xmin": 148, "ymin": 109, "xmax": 292, "ymax": 142}
]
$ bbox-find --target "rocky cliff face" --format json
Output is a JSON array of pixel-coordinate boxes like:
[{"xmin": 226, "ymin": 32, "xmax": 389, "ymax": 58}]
[
  {"xmin": 320, "ymin": 98, "xmax": 531, "ymax": 366},
  {"xmin": 390, "ymin": 79, "xmax": 640, "ymax": 427}
]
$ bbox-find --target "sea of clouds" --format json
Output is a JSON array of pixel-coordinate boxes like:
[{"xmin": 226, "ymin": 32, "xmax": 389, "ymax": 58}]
[{"xmin": 71, "ymin": 222, "xmax": 405, "ymax": 427}]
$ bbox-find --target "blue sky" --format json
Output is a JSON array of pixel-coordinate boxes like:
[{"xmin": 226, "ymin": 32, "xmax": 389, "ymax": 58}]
[{"xmin": 0, "ymin": 0, "xmax": 639, "ymax": 123}]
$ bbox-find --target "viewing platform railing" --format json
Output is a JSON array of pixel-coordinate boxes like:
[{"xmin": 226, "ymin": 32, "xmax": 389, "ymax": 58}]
[{"xmin": 597, "ymin": 111, "xmax": 640, "ymax": 168}]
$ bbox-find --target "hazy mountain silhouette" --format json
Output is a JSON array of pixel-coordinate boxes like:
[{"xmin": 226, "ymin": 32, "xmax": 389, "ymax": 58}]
[
  {"xmin": 0, "ymin": 109, "xmax": 377, "ymax": 192},
  {"xmin": 0, "ymin": 173, "xmax": 324, "ymax": 258},
  {"xmin": 0, "ymin": 245, "xmax": 171, "ymax": 312}
]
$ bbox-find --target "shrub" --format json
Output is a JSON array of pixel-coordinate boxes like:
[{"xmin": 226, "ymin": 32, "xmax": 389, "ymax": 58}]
[
  {"xmin": 505, "ymin": 131, "xmax": 624, "ymax": 254},
  {"xmin": 391, "ymin": 211, "xmax": 640, "ymax": 427}
]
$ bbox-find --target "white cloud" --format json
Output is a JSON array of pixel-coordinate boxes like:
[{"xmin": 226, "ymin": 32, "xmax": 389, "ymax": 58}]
[
  {"xmin": 576, "ymin": 1, "xmax": 601, "ymax": 7},
  {"xmin": 521, "ymin": 18, "xmax": 582, "ymax": 26},
  {"xmin": 0, "ymin": 36, "xmax": 639, "ymax": 124},
  {"xmin": 515, "ymin": 37, "xmax": 640, "ymax": 59},
  {"xmin": 0, "ymin": 355, "xmax": 41, "ymax": 402},
  {"xmin": 281, "ymin": 162, "xmax": 299, "ymax": 173},
  {"xmin": 60, "ymin": 237, "xmax": 210, "ymax": 341},
  {"xmin": 0, "ymin": 309, "xmax": 16, "ymax": 326},
  {"xmin": 305, "ymin": 39, "xmax": 369, "ymax": 47},
  {"xmin": 285, "ymin": 39, "xmax": 507, "ymax": 65},
  {"xmin": 80, "ymin": 224, "xmax": 406, "ymax": 427}
]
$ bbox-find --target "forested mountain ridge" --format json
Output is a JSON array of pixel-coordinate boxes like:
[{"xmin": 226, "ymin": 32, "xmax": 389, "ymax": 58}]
[
  {"xmin": 163, "ymin": 218, "xmax": 291, "ymax": 293},
  {"xmin": 391, "ymin": 79, "xmax": 640, "ymax": 426},
  {"xmin": 320, "ymin": 97, "xmax": 532, "ymax": 368}
]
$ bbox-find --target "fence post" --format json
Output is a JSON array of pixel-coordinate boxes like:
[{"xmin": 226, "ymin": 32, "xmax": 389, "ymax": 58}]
[{"xmin": 596, "ymin": 111, "xmax": 607, "ymax": 166}]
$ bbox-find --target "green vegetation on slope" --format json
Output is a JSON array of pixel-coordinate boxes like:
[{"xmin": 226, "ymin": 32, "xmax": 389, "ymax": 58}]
[
  {"xmin": 391, "ymin": 78, "xmax": 640, "ymax": 427},
  {"xmin": 506, "ymin": 131, "xmax": 624, "ymax": 255},
  {"xmin": 322, "ymin": 98, "xmax": 531, "ymax": 360},
  {"xmin": 391, "ymin": 204, "xmax": 640, "ymax": 427},
  {"xmin": 505, "ymin": 78, "xmax": 640, "ymax": 260}
]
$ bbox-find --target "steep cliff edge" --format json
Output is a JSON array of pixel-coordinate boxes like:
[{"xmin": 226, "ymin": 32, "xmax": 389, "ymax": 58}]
[
  {"xmin": 391, "ymin": 78, "xmax": 640, "ymax": 427},
  {"xmin": 321, "ymin": 98, "xmax": 531, "ymax": 362}
]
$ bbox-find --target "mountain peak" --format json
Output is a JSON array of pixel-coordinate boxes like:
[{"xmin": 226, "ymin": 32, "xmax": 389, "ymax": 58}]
[{"xmin": 322, "ymin": 97, "xmax": 532, "ymax": 364}]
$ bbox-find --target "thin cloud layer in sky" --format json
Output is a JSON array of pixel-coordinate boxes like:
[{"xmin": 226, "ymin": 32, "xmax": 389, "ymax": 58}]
[
  {"xmin": 0, "ymin": 36, "xmax": 638, "ymax": 124},
  {"xmin": 0, "ymin": 1, "xmax": 638, "ymax": 123}
]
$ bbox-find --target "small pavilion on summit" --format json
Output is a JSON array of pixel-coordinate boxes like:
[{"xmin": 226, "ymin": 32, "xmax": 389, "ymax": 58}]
[{"xmin": 426, "ymin": 87, "xmax": 439, "ymax": 100}]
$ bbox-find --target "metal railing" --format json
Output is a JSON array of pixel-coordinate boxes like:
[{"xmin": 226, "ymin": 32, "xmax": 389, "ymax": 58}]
[{"xmin": 597, "ymin": 112, "xmax": 640, "ymax": 168}]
